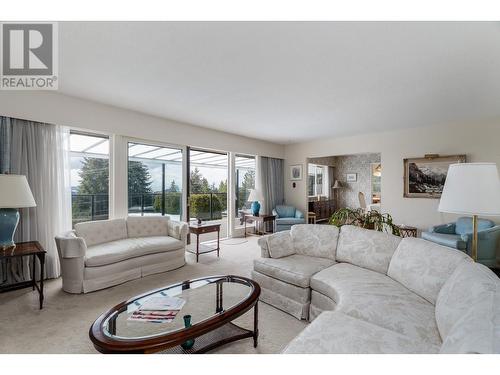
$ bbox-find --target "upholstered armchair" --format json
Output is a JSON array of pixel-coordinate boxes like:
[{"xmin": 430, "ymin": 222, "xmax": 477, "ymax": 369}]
[
  {"xmin": 272, "ymin": 205, "xmax": 306, "ymax": 232},
  {"xmin": 421, "ymin": 217, "xmax": 500, "ymax": 266}
]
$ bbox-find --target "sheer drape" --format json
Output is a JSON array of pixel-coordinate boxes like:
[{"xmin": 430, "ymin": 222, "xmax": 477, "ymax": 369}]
[
  {"xmin": 0, "ymin": 116, "xmax": 72, "ymax": 282},
  {"xmin": 258, "ymin": 156, "xmax": 285, "ymax": 214}
]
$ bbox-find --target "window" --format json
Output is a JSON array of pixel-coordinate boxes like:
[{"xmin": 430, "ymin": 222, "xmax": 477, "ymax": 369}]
[
  {"xmin": 235, "ymin": 155, "xmax": 255, "ymax": 225},
  {"xmin": 308, "ymin": 163, "xmax": 328, "ymax": 197},
  {"xmin": 70, "ymin": 132, "xmax": 110, "ymax": 227},
  {"xmin": 127, "ymin": 142, "xmax": 183, "ymax": 220},
  {"xmin": 189, "ymin": 149, "xmax": 229, "ymax": 238}
]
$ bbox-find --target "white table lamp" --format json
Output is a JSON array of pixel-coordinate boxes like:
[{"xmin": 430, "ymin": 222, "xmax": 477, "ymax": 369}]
[
  {"xmin": 438, "ymin": 163, "xmax": 500, "ymax": 261},
  {"xmin": 247, "ymin": 189, "xmax": 264, "ymax": 216},
  {"xmin": 0, "ymin": 174, "xmax": 37, "ymax": 249}
]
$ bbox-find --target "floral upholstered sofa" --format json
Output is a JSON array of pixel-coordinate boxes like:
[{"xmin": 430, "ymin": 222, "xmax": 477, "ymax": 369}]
[
  {"xmin": 55, "ymin": 216, "xmax": 188, "ymax": 293},
  {"xmin": 252, "ymin": 224, "xmax": 500, "ymax": 354}
]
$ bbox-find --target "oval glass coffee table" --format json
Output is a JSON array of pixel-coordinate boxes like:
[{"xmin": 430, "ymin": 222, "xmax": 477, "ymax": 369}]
[{"xmin": 89, "ymin": 275, "xmax": 260, "ymax": 354}]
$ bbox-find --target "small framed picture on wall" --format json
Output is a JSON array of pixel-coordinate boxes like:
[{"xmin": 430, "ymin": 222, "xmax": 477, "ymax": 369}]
[
  {"xmin": 346, "ymin": 173, "xmax": 357, "ymax": 182},
  {"xmin": 290, "ymin": 164, "xmax": 303, "ymax": 181}
]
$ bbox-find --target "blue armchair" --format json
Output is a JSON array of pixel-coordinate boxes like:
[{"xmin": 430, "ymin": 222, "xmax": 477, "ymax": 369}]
[
  {"xmin": 421, "ymin": 217, "xmax": 500, "ymax": 266},
  {"xmin": 273, "ymin": 205, "xmax": 306, "ymax": 232}
]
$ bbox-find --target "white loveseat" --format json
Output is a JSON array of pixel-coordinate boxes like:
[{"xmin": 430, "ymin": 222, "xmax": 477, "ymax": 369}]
[
  {"xmin": 55, "ymin": 216, "xmax": 188, "ymax": 294},
  {"xmin": 252, "ymin": 224, "xmax": 500, "ymax": 354}
]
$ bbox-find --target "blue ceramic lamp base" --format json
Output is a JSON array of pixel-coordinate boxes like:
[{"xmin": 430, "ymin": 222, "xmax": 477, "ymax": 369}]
[
  {"xmin": 0, "ymin": 208, "xmax": 19, "ymax": 249},
  {"xmin": 251, "ymin": 201, "xmax": 261, "ymax": 216}
]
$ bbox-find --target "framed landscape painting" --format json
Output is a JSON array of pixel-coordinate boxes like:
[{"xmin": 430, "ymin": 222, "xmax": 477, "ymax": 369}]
[{"xmin": 403, "ymin": 154, "xmax": 466, "ymax": 198}]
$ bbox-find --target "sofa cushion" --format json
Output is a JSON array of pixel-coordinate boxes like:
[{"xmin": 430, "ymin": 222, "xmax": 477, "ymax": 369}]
[
  {"xmin": 387, "ymin": 237, "xmax": 472, "ymax": 305},
  {"xmin": 420, "ymin": 232, "xmax": 467, "ymax": 250},
  {"xmin": 274, "ymin": 205, "xmax": 296, "ymax": 218},
  {"xmin": 311, "ymin": 263, "xmax": 441, "ymax": 345},
  {"xmin": 436, "ymin": 261, "xmax": 499, "ymax": 353},
  {"xmin": 85, "ymin": 236, "xmax": 184, "ymax": 267},
  {"xmin": 336, "ymin": 225, "xmax": 401, "ymax": 274},
  {"xmin": 75, "ymin": 219, "xmax": 127, "ymax": 247},
  {"xmin": 455, "ymin": 217, "xmax": 493, "ymax": 235},
  {"xmin": 126, "ymin": 216, "xmax": 169, "ymax": 238},
  {"xmin": 253, "ymin": 254, "xmax": 336, "ymax": 288},
  {"xmin": 283, "ymin": 311, "xmax": 440, "ymax": 354},
  {"xmin": 276, "ymin": 218, "xmax": 306, "ymax": 226},
  {"xmin": 265, "ymin": 231, "xmax": 295, "ymax": 259},
  {"xmin": 291, "ymin": 224, "xmax": 339, "ymax": 260}
]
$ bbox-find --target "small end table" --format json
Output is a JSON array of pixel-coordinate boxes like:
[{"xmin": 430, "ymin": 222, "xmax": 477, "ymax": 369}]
[
  {"xmin": 307, "ymin": 212, "xmax": 317, "ymax": 224},
  {"xmin": 244, "ymin": 214, "xmax": 276, "ymax": 237},
  {"xmin": 0, "ymin": 241, "xmax": 45, "ymax": 309},
  {"xmin": 396, "ymin": 225, "xmax": 418, "ymax": 238},
  {"xmin": 188, "ymin": 223, "xmax": 221, "ymax": 262}
]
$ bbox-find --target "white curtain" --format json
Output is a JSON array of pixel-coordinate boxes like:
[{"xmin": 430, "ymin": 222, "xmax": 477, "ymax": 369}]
[{"xmin": 7, "ymin": 117, "xmax": 72, "ymax": 279}]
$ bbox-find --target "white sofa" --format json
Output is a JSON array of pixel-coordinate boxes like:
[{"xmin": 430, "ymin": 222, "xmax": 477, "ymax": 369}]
[
  {"xmin": 252, "ymin": 224, "xmax": 500, "ymax": 354},
  {"xmin": 55, "ymin": 216, "xmax": 188, "ymax": 294}
]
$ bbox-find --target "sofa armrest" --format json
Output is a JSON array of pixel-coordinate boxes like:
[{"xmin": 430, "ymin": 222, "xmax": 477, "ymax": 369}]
[
  {"xmin": 429, "ymin": 223, "xmax": 456, "ymax": 234},
  {"xmin": 168, "ymin": 220, "xmax": 188, "ymax": 242},
  {"xmin": 55, "ymin": 231, "xmax": 87, "ymax": 259},
  {"xmin": 257, "ymin": 237, "xmax": 271, "ymax": 258},
  {"xmin": 295, "ymin": 209, "xmax": 304, "ymax": 219}
]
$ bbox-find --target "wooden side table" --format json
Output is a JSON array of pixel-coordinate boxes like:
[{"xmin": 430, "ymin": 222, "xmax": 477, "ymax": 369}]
[
  {"xmin": 307, "ymin": 212, "xmax": 317, "ymax": 224},
  {"xmin": 0, "ymin": 241, "xmax": 46, "ymax": 309},
  {"xmin": 244, "ymin": 214, "xmax": 276, "ymax": 237},
  {"xmin": 396, "ymin": 225, "xmax": 418, "ymax": 238},
  {"xmin": 188, "ymin": 223, "xmax": 221, "ymax": 262}
]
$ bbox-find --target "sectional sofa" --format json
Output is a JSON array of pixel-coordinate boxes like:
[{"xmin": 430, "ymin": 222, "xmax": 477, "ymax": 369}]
[
  {"xmin": 55, "ymin": 216, "xmax": 188, "ymax": 293},
  {"xmin": 252, "ymin": 224, "xmax": 500, "ymax": 354}
]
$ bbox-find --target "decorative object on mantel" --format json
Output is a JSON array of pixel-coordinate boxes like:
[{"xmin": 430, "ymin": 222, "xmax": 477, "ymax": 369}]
[
  {"xmin": 438, "ymin": 163, "xmax": 500, "ymax": 262},
  {"xmin": 403, "ymin": 154, "xmax": 466, "ymax": 198},
  {"xmin": 329, "ymin": 207, "xmax": 401, "ymax": 236},
  {"xmin": 0, "ymin": 174, "xmax": 37, "ymax": 250},
  {"xmin": 290, "ymin": 164, "xmax": 303, "ymax": 181},
  {"xmin": 346, "ymin": 173, "xmax": 357, "ymax": 182}
]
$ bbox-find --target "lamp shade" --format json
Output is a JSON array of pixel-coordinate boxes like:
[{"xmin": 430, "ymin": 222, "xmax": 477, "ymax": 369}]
[
  {"xmin": 438, "ymin": 163, "xmax": 500, "ymax": 216},
  {"xmin": 0, "ymin": 174, "xmax": 37, "ymax": 208},
  {"xmin": 247, "ymin": 189, "xmax": 264, "ymax": 202},
  {"xmin": 332, "ymin": 180, "xmax": 342, "ymax": 189}
]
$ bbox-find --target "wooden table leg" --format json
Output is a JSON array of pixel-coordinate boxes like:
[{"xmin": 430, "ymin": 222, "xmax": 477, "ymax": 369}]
[
  {"xmin": 39, "ymin": 252, "xmax": 45, "ymax": 309},
  {"xmin": 253, "ymin": 301, "xmax": 259, "ymax": 348},
  {"xmin": 32, "ymin": 254, "xmax": 36, "ymax": 291},
  {"xmin": 217, "ymin": 228, "xmax": 220, "ymax": 257},
  {"xmin": 196, "ymin": 234, "xmax": 199, "ymax": 263}
]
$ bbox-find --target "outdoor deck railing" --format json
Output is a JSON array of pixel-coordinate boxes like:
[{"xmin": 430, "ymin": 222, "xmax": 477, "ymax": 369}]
[{"xmin": 71, "ymin": 192, "xmax": 234, "ymax": 226}]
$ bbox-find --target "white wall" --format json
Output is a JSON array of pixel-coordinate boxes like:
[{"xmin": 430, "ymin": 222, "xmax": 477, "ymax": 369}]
[
  {"xmin": 284, "ymin": 121, "xmax": 500, "ymax": 230},
  {"xmin": 0, "ymin": 91, "xmax": 284, "ymax": 158}
]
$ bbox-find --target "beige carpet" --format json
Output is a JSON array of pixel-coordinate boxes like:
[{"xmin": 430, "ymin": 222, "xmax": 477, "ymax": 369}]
[{"xmin": 0, "ymin": 237, "xmax": 307, "ymax": 354}]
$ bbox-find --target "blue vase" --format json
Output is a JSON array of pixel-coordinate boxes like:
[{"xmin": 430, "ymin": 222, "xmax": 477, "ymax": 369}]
[
  {"xmin": 251, "ymin": 201, "xmax": 261, "ymax": 216},
  {"xmin": 0, "ymin": 208, "xmax": 19, "ymax": 249},
  {"xmin": 181, "ymin": 314, "xmax": 195, "ymax": 350}
]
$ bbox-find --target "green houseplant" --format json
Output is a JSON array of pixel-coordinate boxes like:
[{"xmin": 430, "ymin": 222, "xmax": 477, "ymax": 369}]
[{"xmin": 329, "ymin": 208, "xmax": 401, "ymax": 236}]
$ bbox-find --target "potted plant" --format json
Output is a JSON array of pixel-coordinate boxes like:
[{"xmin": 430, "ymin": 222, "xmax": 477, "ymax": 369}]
[{"xmin": 329, "ymin": 208, "xmax": 401, "ymax": 236}]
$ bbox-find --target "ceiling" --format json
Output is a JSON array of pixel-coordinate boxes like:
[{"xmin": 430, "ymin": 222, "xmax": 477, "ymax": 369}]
[{"xmin": 59, "ymin": 22, "xmax": 500, "ymax": 144}]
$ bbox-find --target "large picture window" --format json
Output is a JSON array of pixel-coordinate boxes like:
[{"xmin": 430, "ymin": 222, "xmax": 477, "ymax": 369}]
[
  {"xmin": 127, "ymin": 142, "xmax": 183, "ymax": 220},
  {"xmin": 235, "ymin": 155, "xmax": 255, "ymax": 227},
  {"xmin": 70, "ymin": 132, "xmax": 110, "ymax": 226}
]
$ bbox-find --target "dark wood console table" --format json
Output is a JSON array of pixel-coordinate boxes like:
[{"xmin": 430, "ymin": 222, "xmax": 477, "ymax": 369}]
[
  {"xmin": 0, "ymin": 241, "xmax": 45, "ymax": 309},
  {"xmin": 188, "ymin": 223, "xmax": 221, "ymax": 262}
]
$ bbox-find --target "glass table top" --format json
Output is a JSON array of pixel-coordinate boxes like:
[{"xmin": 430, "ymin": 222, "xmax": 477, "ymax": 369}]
[{"xmin": 102, "ymin": 276, "xmax": 254, "ymax": 340}]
